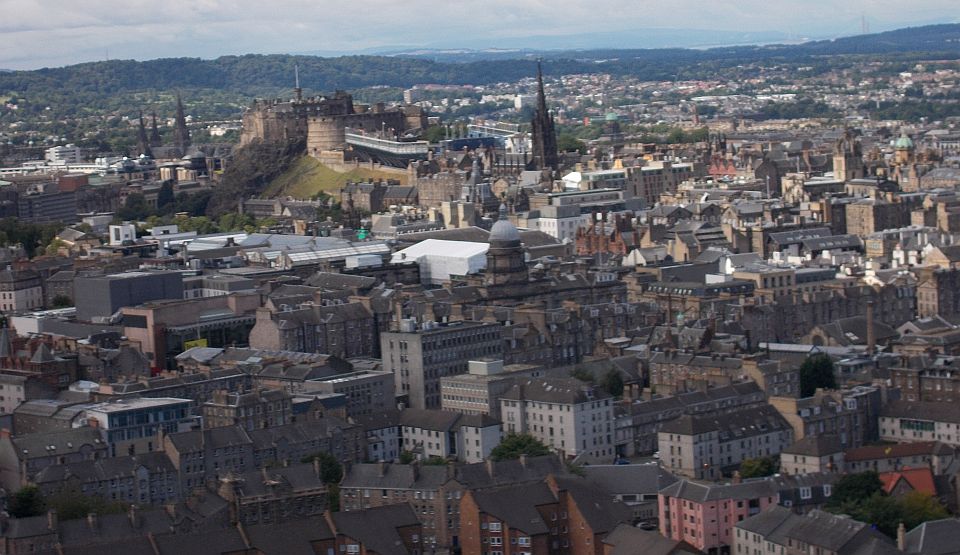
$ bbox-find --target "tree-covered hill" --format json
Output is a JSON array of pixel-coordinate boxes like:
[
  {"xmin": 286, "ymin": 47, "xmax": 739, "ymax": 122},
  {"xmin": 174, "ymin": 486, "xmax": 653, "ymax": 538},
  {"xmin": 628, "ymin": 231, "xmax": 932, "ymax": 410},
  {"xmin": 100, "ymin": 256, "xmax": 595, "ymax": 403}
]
[{"xmin": 1, "ymin": 23, "xmax": 957, "ymax": 115}]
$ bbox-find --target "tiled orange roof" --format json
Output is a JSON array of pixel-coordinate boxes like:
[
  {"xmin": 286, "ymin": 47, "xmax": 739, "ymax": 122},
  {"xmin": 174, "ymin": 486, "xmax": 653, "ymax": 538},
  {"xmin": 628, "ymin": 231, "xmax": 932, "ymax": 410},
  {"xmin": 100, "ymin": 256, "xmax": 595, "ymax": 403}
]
[{"xmin": 879, "ymin": 467, "xmax": 937, "ymax": 496}]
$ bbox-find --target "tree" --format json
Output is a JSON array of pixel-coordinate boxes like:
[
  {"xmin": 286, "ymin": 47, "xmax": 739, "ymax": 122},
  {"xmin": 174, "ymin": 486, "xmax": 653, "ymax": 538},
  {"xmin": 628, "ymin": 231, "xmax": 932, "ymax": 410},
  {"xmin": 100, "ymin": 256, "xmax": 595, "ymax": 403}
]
[
  {"xmin": 424, "ymin": 126, "xmax": 447, "ymax": 143},
  {"xmin": 898, "ymin": 491, "xmax": 950, "ymax": 530},
  {"xmin": 828, "ymin": 471, "xmax": 883, "ymax": 508},
  {"xmin": 302, "ymin": 452, "xmax": 343, "ymax": 484},
  {"xmin": 327, "ymin": 483, "xmax": 341, "ymax": 513},
  {"xmin": 799, "ymin": 354, "xmax": 837, "ymax": 397},
  {"xmin": 490, "ymin": 433, "xmax": 552, "ymax": 461},
  {"xmin": 739, "ymin": 456, "xmax": 777, "ymax": 478},
  {"xmin": 8, "ymin": 485, "xmax": 46, "ymax": 518},
  {"xmin": 218, "ymin": 212, "xmax": 255, "ymax": 232},
  {"xmin": 557, "ymin": 134, "xmax": 587, "ymax": 155},
  {"xmin": 118, "ymin": 193, "xmax": 150, "ymax": 221},
  {"xmin": 570, "ymin": 366, "xmax": 594, "ymax": 383},
  {"xmin": 46, "ymin": 491, "xmax": 125, "ymax": 520},
  {"xmin": 600, "ymin": 369, "xmax": 624, "ymax": 397},
  {"xmin": 424, "ymin": 456, "xmax": 448, "ymax": 466},
  {"xmin": 45, "ymin": 238, "xmax": 66, "ymax": 256},
  {"xmin": 156, "ymin": 181, "xmax": 175, "ymax": 212},
  {"xmin": 836, "ymin": 491, "xmax": 948, "ymax": 539}
]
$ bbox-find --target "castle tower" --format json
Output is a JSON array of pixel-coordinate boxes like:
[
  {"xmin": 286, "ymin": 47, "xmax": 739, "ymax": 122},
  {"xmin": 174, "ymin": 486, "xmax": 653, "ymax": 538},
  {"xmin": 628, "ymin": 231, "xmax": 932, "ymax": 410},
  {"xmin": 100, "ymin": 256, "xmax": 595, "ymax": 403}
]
[
  {"xmin": 485, "ymin": 204, "xmax": 528, "ymax": 286},
  {"xmin": 174, "ymin": 93, "xmax": 191, "ymax": 157},
  {"xmin": 529, "ymin": 61, "xmax": 558, "ymax": 172},
  {"xmin": 833, "ymin": 128, "xmax": 865, "ymax": 181}
]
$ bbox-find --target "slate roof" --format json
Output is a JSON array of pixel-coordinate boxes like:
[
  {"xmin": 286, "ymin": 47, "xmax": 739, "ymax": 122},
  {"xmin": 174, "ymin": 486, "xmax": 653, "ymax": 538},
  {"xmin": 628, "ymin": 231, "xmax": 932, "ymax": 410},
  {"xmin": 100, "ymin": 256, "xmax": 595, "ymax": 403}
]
[
  {"xmin": 165, "ymin": 426, "xmax": 252, "ymax": 453},
  {"xmin": 455, "ymin": 455, "xmax": 566, "ymax": 488},
  {"xmin": 602, "ymin": 524, "xmax": 701, "ymax": 555},
  {"xmin": 398, "ymin": 408, "xmax": 462, "ymax": 432},
  {"xmin": 659, "ymin": 404, "xmax": 791, "ymax": 438},
  {"xmin": 244, "ymin": 517, "xmax": 335, "ymax": 555},
  {"xmin": 469, "ymin": 481, "xmax": 556, "ymax": 535},
  {"xmin": 582, "ymin": 463, "xmax": 678, "ymax": 495},
  {"xmin": 736, "ymin": 504, "xmax": 795, "ymax": 535},
  {"xmin": 56, "ymin": 508, "xmax": 173, "ymax": 548},
  {"xmin": 782, "ymin": 434, "xmax": 844, "ymax": 457},
  {"xmin": 903, "ymin": 518, "xmax": 960, "ymax": 555},
  {"xmin": 341, "ymin": 462, "xmax": 449, "ymax": 490},
  {"xmin": 33, "ymin": 452, "xmax": 175, "ymax": 484},
  {"xmin": 767, "ymin": 227, "xmax": 832, "ymax": 247},
  {"xmin": 502, "ymin": 377, "xmax": 610, "ymax": 405},
  {"xmin": 11, "ymin": 427, "xmax": 105, "ymax": 461},
  {"xmin": 813, "ymin": 316, "xmax": 897, "ymax": 347},
  {"xmin": 332, "ymin": 504, "xmax": 421, "ymax": 555},
  {"xmin": 844, "ymin": 441, "xmax": 953, "ymax": 462},
  {"xmin": 881, "ymin": 400, "xmax": 960, "ymax": 424},
  {"xmin": 659, "ymin": 478, "xmax": 778, "ymax": 502},
  {"xmin": 553, "ymin": 475, "xmax": 633, "ymax": 535},
  {"xmin": 153, "ymin": 527, "xmax": 248, "ymax": 554},
  {"xmin": 232, "ymin": 462, "xmax": 324, "ymax": 497},
  {"xmin": 304, "ymin": 272, "xmax": 377, "ymax": 291},
  {"xmin": 353, "ymin": 409, "xmax": 402, "ymax": 431}
]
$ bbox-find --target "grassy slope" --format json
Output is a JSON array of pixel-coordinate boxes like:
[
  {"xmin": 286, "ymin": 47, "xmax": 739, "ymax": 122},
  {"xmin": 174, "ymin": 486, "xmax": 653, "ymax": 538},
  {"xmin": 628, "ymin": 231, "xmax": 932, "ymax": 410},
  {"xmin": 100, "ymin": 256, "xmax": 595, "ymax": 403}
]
[{"xmin": 263, "ymin": 156, "xmax": 408, "ymax": 199}]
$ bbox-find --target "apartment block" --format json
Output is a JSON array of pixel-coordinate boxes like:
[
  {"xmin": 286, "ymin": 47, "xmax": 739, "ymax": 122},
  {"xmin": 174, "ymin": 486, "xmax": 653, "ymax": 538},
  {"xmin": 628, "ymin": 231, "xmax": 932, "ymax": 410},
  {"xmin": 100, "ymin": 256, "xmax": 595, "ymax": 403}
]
[
  {"xmin": 382, "ymin": 320, "xmax": 503, "ymax": 410},
  {"xmin": 501, "ymin": 378, "xmax": 615, "ymax": 463}
]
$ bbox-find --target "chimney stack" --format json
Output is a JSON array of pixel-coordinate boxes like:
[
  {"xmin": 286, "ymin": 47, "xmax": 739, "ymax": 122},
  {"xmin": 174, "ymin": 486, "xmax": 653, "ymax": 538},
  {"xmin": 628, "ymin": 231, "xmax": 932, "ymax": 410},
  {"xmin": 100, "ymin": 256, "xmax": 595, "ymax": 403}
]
[
  {"xmin": 47, "ymin": 510, "xmax": 57, "ymax": 531},
  {"xmin": 897, "ymin": 521, "xmax": 906, "ymax": 551}
]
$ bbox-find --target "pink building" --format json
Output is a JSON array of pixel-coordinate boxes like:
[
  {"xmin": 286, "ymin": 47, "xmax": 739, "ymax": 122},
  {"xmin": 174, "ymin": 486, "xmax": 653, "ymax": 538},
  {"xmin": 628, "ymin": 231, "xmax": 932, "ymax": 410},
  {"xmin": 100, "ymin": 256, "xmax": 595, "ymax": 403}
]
[{"xmin": 658, "ymin": 479, "xmax": 779, "ymax": 555}]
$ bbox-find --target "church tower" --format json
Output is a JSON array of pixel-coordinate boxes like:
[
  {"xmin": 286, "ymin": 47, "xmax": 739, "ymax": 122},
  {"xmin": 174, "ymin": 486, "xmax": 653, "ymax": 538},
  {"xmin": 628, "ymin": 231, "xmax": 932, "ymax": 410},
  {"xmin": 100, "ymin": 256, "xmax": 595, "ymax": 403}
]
[
  {"xmin": 486, "ymin": 205, "xmax": 528, "ymax": 286},
  {"xmin": 136, "ymin": 111, "xmax": 151, "ymax": 158},
  {"xmin": 174, "ymin": 93, "xmax": 191, "ymax": 157},
  {"xmin": 530, "ymin": 61, "xmax": 558, "ymax": 172},
  {"xmin": 833, "ymin": 128, "xmax": 865, "ymax": 181},
  {"xmin": 149, "ymin": 112, "xmax": 162, "ymax": 148}
]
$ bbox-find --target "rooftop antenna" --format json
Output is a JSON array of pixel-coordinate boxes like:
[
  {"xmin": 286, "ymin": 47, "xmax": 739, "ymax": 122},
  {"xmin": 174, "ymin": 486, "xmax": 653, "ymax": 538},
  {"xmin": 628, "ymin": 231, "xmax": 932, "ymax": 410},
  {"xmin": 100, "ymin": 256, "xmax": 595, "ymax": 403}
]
[{"xmin": 294, "ymin": 63, "xmax": 302, "ymax": 101}]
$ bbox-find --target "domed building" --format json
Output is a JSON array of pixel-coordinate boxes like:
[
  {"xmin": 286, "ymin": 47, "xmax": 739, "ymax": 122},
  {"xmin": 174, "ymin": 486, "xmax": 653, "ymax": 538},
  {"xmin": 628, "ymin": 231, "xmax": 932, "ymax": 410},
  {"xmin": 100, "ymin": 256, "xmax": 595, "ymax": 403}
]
[
  {"xmin": 894, "ymin": 132, "xmax": 915, "ymax": 165},
  {"xmin": 485, "ymin": 206, "xmax": 529, "ymax": 286}
]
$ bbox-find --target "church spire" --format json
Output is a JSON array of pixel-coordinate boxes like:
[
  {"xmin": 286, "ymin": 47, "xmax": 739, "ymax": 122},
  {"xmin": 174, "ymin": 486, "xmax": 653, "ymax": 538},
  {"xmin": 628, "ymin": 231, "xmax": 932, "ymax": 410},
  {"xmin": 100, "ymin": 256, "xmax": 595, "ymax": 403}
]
[
  {"xmin": 136, "ymin": 110, "xmax": 151, "ymax": 158},
  {"xmin": 294, "ymin": 64, "xmax": 302, "ymax": 102},
  {"xmin": 174, "ymin": 93, "xmax": 190, "ymax": 157},
  {"xmin": 529, "ymin": 60, "xmax": 558, "ymax": 173},
  {"xmin": 149, "ymin": 112, "xmax": 162, "ymax": 147},
  {"xmin": 536, "ymin": 60, "xmax": 548, "ymax": 119}
]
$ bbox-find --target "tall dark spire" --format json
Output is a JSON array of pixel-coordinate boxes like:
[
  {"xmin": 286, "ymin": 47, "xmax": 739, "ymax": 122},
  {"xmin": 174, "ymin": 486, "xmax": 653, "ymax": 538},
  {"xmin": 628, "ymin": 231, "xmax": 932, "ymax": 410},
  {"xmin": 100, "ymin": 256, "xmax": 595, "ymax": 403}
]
[
  {"xmin": 530, "ymin": 60, "xmax": 558, "ymax": 172},
  {"xmin": 136, "ymin": 110, "xmax": 152, "ymax": 157},
  {"xmin": 149, "ymin": 112, "xmax": 162, "ymax": 147},
  {"xmin": 174, "ymin": 93, "xmax": 190, "ymax": 157},
  {"xmin": 294, "ymin": 64, "xmax": 302, "ymax": 102}
]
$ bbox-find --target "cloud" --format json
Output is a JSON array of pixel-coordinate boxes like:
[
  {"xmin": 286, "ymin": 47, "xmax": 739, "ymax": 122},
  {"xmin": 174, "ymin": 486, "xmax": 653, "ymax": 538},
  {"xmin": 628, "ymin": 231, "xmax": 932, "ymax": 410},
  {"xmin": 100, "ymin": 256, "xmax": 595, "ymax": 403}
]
[{"xmin": 0, "ymin": 0, "xmax": 956, "ymax": 69}]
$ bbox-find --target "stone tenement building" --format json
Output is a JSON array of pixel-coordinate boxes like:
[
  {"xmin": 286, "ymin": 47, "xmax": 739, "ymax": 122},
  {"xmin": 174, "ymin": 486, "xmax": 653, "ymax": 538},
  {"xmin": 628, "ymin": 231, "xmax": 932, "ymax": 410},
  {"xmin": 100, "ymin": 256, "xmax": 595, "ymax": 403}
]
[{"xmin": 240, "ymin": 90, "xmax": 427, "ymax": 155}]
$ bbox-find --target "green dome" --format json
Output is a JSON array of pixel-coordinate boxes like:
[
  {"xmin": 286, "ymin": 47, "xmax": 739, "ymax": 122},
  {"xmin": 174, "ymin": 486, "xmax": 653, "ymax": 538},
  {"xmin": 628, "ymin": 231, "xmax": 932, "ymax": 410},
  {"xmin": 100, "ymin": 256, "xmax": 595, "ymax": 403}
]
[
  {"xmin": 604, "ymin": 112, "xmax": 619, "ymax": 122},
  {"xmin": 895, "ymin": 134, "xmax": 914, "ymax": 149}
]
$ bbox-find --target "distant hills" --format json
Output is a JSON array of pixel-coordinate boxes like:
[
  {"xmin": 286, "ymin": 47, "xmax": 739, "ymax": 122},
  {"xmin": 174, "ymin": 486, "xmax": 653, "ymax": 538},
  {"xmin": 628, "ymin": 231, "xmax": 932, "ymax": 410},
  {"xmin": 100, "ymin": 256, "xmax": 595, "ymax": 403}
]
[{"xmin": 0, "ymin": 24, "xmax": 957, "ymax": 121}]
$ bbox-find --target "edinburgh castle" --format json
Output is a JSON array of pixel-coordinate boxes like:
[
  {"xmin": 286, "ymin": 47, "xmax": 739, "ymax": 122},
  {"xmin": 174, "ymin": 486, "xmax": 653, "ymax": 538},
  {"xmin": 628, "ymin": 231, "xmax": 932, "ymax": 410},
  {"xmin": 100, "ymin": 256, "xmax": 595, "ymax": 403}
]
[{"xmin": 240, "ymin": 90, "xmax": 427, "ymax": 156}]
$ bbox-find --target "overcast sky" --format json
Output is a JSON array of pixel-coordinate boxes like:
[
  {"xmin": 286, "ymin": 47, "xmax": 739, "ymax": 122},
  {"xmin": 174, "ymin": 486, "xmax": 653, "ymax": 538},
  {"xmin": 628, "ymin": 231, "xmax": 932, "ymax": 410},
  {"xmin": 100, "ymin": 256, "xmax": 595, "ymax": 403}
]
[{"xmin": 0, "ymin": 0, "xmax": 957, "ymax": 70}]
